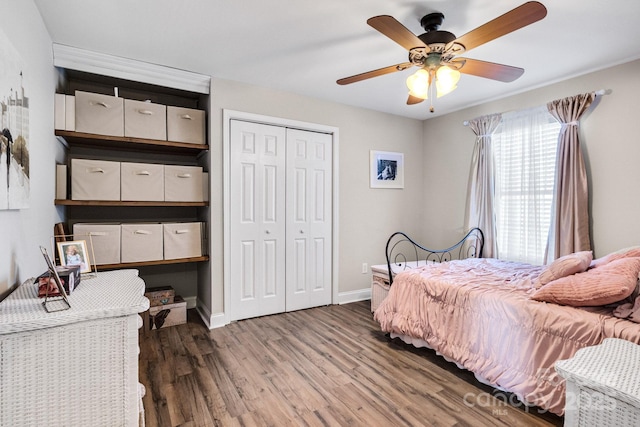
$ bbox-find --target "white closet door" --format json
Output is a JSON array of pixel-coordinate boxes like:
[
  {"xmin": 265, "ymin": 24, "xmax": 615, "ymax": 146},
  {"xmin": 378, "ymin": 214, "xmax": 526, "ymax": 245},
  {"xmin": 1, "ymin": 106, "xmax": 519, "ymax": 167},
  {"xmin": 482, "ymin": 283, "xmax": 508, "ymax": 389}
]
[
  {"xmin": 230, "ymin": 120, "xmax": 286, "ymax": 321},
  {"xmin": 285, "ymin": 128, "xmax": 332, "ymax": 311}
]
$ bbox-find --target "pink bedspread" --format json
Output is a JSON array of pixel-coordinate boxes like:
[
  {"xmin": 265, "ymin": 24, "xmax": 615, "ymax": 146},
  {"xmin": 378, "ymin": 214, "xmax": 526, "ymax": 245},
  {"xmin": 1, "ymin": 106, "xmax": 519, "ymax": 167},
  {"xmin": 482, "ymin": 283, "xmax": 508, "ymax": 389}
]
[{"xmin": 374, "ymin": 258, "xmax": 640, "ymax": 415}]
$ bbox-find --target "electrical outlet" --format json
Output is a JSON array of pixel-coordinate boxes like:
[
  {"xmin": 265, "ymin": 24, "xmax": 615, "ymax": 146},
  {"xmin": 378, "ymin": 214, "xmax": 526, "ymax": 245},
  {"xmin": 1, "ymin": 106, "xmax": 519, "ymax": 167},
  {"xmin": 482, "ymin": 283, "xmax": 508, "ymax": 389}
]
[{"xmin": 362, "ymin": 263, "xmax": 368, "ymax": 274}]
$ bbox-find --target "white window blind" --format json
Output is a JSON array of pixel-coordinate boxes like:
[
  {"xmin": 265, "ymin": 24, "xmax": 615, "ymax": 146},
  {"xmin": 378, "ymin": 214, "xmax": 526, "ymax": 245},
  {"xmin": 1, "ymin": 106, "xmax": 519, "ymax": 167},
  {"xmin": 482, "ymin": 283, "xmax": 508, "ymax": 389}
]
[{"xmin": 493, "ymin": 106, "xmax": 561, "ymax": 265}]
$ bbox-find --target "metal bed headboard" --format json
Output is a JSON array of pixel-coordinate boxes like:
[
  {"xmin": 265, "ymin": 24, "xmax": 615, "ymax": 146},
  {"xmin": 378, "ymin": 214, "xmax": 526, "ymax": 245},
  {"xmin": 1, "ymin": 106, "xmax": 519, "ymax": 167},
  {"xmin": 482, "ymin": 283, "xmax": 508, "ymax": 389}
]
[{"xmin": 385, "ymin": 227, "xmax": 484, "ymax": 286}]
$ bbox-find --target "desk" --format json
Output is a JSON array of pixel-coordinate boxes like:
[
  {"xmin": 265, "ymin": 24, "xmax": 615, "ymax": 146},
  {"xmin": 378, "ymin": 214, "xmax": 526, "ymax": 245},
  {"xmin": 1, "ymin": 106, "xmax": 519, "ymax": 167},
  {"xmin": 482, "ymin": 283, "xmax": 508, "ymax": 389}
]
[
  {"xmin": 555, "ymin": 338, "xmax": 640, "ymax": 427},
  {"xmin": 0, "ymin": 269, "xmax": 149, "ymax": 427}
]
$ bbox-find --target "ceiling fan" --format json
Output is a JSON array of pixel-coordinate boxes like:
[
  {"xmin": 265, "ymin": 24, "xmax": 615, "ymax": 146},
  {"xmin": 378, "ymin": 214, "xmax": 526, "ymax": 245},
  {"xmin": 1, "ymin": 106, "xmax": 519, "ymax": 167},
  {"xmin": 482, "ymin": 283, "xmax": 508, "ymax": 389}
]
[{"xmin": 337, "ymin": 1, "xmax": 547, "ymax": 112}]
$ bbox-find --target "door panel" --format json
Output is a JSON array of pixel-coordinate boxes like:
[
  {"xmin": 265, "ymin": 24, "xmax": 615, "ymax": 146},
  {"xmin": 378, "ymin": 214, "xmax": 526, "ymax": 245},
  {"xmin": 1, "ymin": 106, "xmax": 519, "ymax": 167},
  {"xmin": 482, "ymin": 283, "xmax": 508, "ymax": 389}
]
[
  {"xmin": 230, "ymin": 120, "xmax": 286, "ymax": 321},
  {"xmin": 230, "ymin": 121, "xmax": 332, "ymax": 320},
  {"xmin": 285, "ymin": 128, "xmax": 332, "ymax": 311}
]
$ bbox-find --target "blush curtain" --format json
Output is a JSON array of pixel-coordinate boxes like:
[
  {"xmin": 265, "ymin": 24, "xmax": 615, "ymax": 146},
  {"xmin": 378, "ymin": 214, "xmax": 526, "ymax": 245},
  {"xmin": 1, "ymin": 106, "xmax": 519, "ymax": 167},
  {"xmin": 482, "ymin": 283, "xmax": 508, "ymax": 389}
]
[
  {"xmin": 465, "ymin": 113, "xmax": 502, "ymax": 258},
  {"xmin": 545, "ymin": 92, "xmax": 595, "ymax": 261}
]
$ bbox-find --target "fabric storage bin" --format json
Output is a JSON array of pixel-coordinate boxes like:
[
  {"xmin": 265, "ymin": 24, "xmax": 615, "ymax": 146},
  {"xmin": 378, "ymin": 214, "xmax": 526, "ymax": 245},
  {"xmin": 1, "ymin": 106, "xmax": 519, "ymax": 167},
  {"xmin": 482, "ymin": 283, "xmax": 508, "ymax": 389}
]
[
  {"xmin": 73, "ymin": 223, "xmax": 121, "ymax": 265},
  {"xmin": 163, "ymin": 222, "xmax": 202, "ymax": 259},
  {"xmin": 121, "ymin": 223, "xmax": 163, "ymax": 263},
  {"xmin": 74, "ymin": 90, "xmax": 124, "ymax": 137},
  {"xmin": 124, "ymin": 99, "xmax": 167, "ymax": 140},
  {"xmin": 121, "ymin": 162, "xmax": 164, "ymax": 201},
  {"xmin": 164, "ymin": 165, "xmax": 203, "ymax": 202},
  {"xmin": 166, "ymin": 106, "xmax": 205, "ymax": 145},
  {"xmin": 71, "ymin": 158, "xmax": 121, "ymax": 201}
]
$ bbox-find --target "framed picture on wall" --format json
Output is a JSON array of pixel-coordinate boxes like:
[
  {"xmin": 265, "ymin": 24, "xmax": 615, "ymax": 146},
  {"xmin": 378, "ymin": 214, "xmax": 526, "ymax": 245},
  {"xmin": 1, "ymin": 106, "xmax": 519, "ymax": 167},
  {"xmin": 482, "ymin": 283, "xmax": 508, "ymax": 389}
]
[{"xmin": 370, "ymin": 150, "xmax": 404, "ymax": 189}]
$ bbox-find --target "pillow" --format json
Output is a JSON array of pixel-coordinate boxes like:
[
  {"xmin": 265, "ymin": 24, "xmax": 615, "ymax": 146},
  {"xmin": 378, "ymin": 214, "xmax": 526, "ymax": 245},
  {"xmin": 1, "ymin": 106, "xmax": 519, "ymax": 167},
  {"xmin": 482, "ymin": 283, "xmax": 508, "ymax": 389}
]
[
  {"xmin": 590, "ymin": 246, "xmax": 640, "ymax": 269},
  {"xmin": 531, "ymin": 257, "xmax": 640, "ymax": 307},
  {"xmin": 535, "ymin": 251, "xmax": 593, "ymax": 289}
]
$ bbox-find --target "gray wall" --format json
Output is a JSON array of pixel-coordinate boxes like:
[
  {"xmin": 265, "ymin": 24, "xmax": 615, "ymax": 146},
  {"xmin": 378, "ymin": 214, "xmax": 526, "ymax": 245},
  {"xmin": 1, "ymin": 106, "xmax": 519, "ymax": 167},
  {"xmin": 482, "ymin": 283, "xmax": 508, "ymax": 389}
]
[
  {"xmin": 204, "ymin": 79, "xmax": 425, "ymax": 315},
  {"xmin": 0, "ymin": 0, "xmax": 62, "ymax": 298}
]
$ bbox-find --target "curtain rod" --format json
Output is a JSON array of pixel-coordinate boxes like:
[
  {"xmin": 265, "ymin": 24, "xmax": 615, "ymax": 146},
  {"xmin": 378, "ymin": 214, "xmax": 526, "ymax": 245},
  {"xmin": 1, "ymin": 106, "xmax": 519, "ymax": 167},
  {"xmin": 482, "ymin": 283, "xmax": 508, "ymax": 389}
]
[{"xmin": 462, "ymin": 89, "xmax": 609, "ymax": 126}]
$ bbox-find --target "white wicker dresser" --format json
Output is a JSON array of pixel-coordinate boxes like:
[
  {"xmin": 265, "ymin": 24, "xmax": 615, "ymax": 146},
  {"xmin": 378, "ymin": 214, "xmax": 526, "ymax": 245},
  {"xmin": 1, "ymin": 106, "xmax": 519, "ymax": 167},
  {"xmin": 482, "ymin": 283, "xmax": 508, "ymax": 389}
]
[
  {"xmin": 0, "ymin": 269, "xmax": 149, "ymax": 427},
  {"xmin": 555, "ymin": 338, "xmax": 640, "ymax": 427}
]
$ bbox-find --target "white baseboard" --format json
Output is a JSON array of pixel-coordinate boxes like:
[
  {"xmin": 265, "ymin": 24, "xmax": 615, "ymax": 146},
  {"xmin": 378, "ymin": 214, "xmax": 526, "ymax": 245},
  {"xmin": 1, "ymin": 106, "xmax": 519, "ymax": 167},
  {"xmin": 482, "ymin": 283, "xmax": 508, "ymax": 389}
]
[
  {"xmin": 195, "ymin": 288, "xmax": 372, "ymax": 330},
  {"xmin": 336, "ymin": 287, "xmax": 371, "ymax": 305},
  {"xmin": 195, "ymin": 298, "xmax": 227, "ymax": 329}
]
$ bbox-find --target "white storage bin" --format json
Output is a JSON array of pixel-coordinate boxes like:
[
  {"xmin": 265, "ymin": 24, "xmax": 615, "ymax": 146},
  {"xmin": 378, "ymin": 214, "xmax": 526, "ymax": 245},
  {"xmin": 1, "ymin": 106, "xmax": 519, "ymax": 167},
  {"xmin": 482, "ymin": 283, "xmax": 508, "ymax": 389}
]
[
  {"xmin": 73, "ymin": 223, "xmax": 121, "ymax": 265},
  {"xmin": 71, "ymin": 158, "xmax": 121, "ymax": 201},
  {"xmin": 75, "ymin": 91, "xmax": 124, "ymax": 137},
  {"xmin": 164, "ymin": 165, "xmax": 203, "ymax": 202},
  {"xmin": 121, "ymin": 223, "xmax": 163, "ymax": 263},
  {"xmin": 121, "ymin": 162, "xmax": 164, "ymax": 201},
  {"xmin": 124, "ymin": 99, "xmax": 167, "ymax": 140},
  {"xmin": 163, "ymin": 222, "xmax": 202, "ymax": 260},
  {"xmin": 166, "ymin": 106, "xmax": 205, "ymax": 145}
]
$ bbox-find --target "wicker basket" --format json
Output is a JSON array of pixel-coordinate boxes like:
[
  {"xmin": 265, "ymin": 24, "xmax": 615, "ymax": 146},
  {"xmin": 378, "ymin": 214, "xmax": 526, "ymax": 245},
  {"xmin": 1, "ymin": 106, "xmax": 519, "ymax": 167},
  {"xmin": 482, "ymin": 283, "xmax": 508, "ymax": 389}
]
[{"xmin": 371, "ymin": 274, "xmax": 390, "ymax": 312}]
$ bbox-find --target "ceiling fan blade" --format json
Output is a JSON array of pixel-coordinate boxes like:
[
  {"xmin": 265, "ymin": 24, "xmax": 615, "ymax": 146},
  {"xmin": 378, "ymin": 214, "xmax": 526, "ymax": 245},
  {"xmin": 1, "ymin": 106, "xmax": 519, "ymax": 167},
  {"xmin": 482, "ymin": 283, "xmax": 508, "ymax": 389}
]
[
  {"xmin": 367, "ymin": 15, "xmax": 427, "ymax": 51},
  {"xmin": 450, "ymin": 1, "xmax": 547, "ymax": 53},
  {"xmin": 407, "ymin": 95, "xmax": 424, "ymax": 105},
  {"xmin": 337, "ymin": 62, "xmax": 413, "ymax": 85},
  {"xmin": 456, "ymin": 58, "xmax": 524, "ymax": 82}
]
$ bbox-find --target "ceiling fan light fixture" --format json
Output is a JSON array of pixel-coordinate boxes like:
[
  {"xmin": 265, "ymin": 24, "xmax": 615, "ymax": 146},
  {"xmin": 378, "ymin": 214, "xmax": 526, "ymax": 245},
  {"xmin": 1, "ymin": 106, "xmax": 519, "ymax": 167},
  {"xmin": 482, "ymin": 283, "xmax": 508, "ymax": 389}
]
[
  {"xmin": 435, "ymin": 65, "xmax": 460, "ymax": 97},
  {"xmin": 406, "ymin": 68, "xmax": 430, "ymax": 99}
]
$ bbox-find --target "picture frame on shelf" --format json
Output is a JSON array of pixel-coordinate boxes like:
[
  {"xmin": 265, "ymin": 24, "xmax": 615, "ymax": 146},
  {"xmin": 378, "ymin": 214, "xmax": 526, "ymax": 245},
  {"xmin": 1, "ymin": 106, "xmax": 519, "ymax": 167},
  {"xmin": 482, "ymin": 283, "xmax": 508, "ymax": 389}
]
[
  {"xmin": 57, "ymin": 240, "xmax": 91, "ymax": 274},
  {"xmin": 370, "ymin": 150, "xmax": 404, "ymax": 189}
]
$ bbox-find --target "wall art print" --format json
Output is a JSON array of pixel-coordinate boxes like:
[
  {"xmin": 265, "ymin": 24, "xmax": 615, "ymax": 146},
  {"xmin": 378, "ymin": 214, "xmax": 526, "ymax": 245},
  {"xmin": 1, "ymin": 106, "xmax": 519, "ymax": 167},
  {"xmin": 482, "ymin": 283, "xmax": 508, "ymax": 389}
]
[
  {"xmin": 0, "ymin": 27, "xmax": 30, "ymax": 210},
  {"xmin": 370, "ymin": 150, "xmax": 404, "ymax": 189}
]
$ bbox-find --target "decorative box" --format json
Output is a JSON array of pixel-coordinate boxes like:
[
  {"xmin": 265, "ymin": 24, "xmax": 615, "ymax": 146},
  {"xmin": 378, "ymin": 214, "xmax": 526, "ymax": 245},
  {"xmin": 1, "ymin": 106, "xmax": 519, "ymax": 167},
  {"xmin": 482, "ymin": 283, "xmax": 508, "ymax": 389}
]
[
  {"xmin": 164, "ymin": 165, "xmax": 203, "ymax": 202},
  {"xmin": 124, "ymin": 99, "xmax": 167, "ymax": 140},
  {"xmin": 36, "ymin": 265, "xmax": 82, "ymax": 297},
  {"xmin": 120, "ymin": 162, "xmax": 164, "ymax": 201},
  {"xmin": 73, "ymin": 223, "xmax": 121, "ymax": 265},
  {"xmin": 74, "ymin": 90, "xmax": 124, "ymax": 137},
  {"xmin": 71, "ymin": 158, "xmax": 121, "ymax": 201},
  {"xmin": 163, "ymin": 222, "xmax": 202, "ymax": 260},
  {"xmin": 120, "ymin": 223, "xmax": 163, "ymax": 263},
  {"xmin": 148, "ymin": 295, "xmax": 186, "ymax": 330},
  {"xmin": 166, "ymin": 106, "xmax": 205, "ymax": 145},
  {"xmin": 144, "ymin": 286, "xmax": 175, "ymax": 307}
]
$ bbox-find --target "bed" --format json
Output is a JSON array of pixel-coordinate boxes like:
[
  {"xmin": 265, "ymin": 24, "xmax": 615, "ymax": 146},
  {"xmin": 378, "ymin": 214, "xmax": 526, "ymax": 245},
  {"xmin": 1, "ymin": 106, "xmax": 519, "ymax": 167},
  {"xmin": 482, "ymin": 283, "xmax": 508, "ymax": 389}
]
[{"xmin": 374, "ymin": 229, "xmax": 640, "ymax": 416}]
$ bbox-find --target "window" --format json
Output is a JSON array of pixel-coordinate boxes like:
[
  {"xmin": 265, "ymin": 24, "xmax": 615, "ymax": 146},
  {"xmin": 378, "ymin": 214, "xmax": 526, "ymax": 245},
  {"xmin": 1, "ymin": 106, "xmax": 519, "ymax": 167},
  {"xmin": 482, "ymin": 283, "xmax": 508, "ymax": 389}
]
[{"xmin": 492, "ymin": 106, "xmax": 561, "ymax": 265}]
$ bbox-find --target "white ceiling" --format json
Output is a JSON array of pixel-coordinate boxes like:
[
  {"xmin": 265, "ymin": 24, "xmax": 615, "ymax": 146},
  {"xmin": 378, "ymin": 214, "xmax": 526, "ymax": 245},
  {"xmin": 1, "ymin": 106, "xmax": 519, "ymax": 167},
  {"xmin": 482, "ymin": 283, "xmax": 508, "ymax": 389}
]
[{"xmin": 34, "ymin": 0, "xmax": 640, "ymax": 120}]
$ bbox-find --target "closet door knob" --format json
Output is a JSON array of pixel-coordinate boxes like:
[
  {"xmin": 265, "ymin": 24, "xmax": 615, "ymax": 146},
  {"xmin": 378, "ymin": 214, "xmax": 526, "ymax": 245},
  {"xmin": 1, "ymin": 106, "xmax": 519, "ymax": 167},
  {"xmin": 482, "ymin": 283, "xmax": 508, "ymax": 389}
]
[
  {"xmin": 299, "ymin": 230, "xmax": 304, "ymax": 234},
  {"xmin": 265, "ymin": 230, "xmax": 271, "ymax": 234}
]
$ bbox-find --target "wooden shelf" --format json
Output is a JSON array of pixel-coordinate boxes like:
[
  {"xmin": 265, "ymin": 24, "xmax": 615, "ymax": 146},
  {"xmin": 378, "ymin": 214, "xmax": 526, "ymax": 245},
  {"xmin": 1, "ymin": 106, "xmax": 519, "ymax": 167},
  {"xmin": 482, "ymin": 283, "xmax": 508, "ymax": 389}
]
[
  {"xmin": 55, "ymin": 199, "xmax": 208, "ymax": 207},
  {"xmin": 94, "ymin": 256, "xmax": 209, "ymax": 271},
  {"xmin": 55, "ymin": 130, "xmax": 208, "ymax": 154}
]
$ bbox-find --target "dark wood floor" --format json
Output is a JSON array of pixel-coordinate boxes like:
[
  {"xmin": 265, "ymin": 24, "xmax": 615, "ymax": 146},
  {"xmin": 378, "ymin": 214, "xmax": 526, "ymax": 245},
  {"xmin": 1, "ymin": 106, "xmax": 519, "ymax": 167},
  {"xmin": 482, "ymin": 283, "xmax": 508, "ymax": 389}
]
[{"xmin": 139, "ymin": 301, "xmax": 563, "ymax": 427}]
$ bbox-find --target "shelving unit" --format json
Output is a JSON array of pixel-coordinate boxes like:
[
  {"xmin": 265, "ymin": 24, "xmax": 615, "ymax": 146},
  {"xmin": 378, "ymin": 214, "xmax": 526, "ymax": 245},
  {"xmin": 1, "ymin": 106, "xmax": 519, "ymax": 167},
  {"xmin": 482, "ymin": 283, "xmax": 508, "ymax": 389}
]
[
  {"xmin": 55, "ymin": 67, "xmax": 210, "ymax": 302},
  {"xmin": 55, "ymin": 129, "xmax": 208, "ymax": 153}
]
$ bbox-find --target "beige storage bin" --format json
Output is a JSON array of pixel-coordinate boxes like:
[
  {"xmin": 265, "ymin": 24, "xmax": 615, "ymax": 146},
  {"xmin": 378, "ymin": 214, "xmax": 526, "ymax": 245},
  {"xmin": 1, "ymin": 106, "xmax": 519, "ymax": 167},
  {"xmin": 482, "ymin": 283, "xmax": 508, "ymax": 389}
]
[
  {"xmin": 121, "ymin": 162, "xmax": 164, "ymax": 201},
  {"xmin": 166, "ymin": 106, "xmax": 205, "ymax": 145},
  {"xmin": 71, "ymin": 158, "xmax": 121, "ymax": 201},
  {"xmin": 164, "ymin": 165, "xmax": 203, "ymax": 202},
  {"xmin": 163, "ymin": 222, "xmax": 202, "ymax": 260},
  {"xmin": 74, "ymin": 90, "xmax": 124, "ymax": 137},
  {"xmin": 121, "ymin": 223, "xmax": 163, "ymax": 263},
  {"xmin": 73, "ymin": 223, "xmax": 121, "ymax": 265},
  {"xmin": 124, "ymin": 99, "xmax": 167, "ymax": 140}
]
